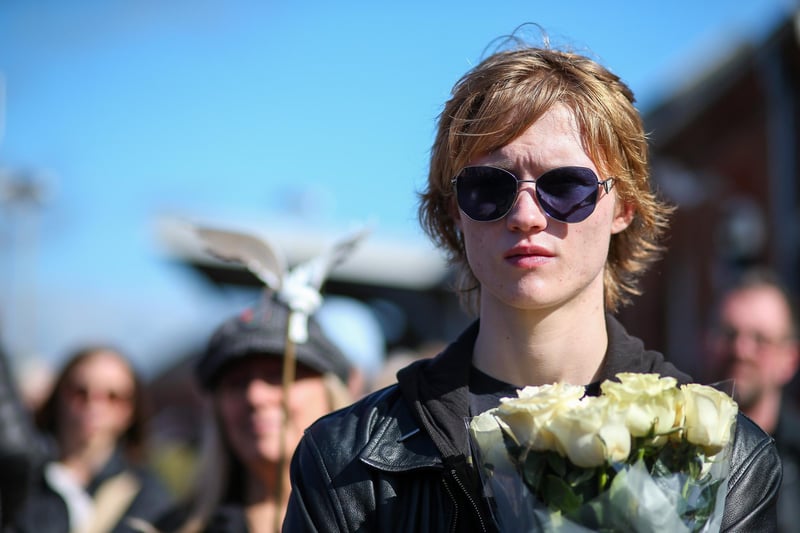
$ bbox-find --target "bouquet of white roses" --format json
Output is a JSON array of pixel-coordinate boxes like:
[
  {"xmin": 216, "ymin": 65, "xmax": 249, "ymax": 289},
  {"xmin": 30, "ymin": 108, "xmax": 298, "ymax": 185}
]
[{"xmin": 467, "ymin": 373, "xmax": 738, "ymax": 532}]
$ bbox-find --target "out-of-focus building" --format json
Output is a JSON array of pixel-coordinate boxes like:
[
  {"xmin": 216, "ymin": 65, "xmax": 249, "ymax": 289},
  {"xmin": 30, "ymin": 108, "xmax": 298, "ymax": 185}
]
[{"xmin": 620, "ymin": 8, "xmax": 800, "ymax": 378}]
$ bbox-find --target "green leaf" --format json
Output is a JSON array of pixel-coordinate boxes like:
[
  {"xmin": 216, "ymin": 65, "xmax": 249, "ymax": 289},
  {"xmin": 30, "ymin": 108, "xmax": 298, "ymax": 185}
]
[
  {"xmin": 543, "ymin": 474, "xmax": 583, "ymax": 514},
  {"xmin": 568, "ymin": 466, "xmax": 597, "ymax": 487},
  {"xmin": 546, "ymin": 451, "xmax": 567, "ymax": 477},
  {"xmin": 522, "ymin": 450, "xmax": 546, "ymax": 491}
]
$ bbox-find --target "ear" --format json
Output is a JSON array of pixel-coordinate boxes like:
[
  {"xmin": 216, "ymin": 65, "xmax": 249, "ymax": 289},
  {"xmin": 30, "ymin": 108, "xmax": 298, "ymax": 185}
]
[
  {"xmin": 611, "ymin": 200, "xmax": 634, "ymax": 234},
  {"xmin": 776, "ymin": 342, "xmax": 800, "ymax": 387}
]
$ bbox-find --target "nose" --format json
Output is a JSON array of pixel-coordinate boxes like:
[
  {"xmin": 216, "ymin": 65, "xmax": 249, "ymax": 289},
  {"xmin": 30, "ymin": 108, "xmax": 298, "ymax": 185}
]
[{"xmin": 505, "ymin": 184, "xmax": 548, "ymax": 232}]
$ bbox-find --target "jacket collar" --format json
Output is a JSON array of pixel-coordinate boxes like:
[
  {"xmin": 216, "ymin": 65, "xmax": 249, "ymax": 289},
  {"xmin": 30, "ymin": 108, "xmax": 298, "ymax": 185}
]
[
  {"xmin": 359, "ymin": 391, "xmax": 444, "ymax": 471},
  {"xmin": 359, "ymin": 323, "xmax": 480, "ymax": 472},
  {"xmin": 361, "ymin": 314, "xmax": 691, "ymax": 472}
]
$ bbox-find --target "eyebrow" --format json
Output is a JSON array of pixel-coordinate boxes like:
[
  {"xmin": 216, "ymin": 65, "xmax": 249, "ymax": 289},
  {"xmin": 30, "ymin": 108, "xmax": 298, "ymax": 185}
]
[{"xmin": 477, "ymin": 158, "xmax": 516, "ymax": 172}]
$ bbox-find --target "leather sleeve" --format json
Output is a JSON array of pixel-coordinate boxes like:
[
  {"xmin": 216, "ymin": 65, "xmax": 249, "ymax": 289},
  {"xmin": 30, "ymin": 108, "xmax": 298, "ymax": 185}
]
[
  {"xmin": 284, "ymin": 427, "xmax": 345, "ymax": 533},
  {"xmin": 721, "ymin": 414, "xmax": 782, "ymax": 532}
]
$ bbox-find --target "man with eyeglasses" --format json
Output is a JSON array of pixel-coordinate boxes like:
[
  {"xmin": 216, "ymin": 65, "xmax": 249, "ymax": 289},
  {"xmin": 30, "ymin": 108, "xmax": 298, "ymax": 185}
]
[{"xmin": 706, "ymin": 268, "xmax": 800, "ymax": 532}]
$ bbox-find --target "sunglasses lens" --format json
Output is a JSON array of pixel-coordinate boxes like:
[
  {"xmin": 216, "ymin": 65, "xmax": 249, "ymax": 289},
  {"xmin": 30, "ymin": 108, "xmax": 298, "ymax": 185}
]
[
  {"xmin": 454, "ymin": 166, "xmax": 604, "ymax": 223},
  {"xmin": 535, "ymin": 167, "xmax": 600, "ymax": 223},
  {"xmin": 455, "ymin": 167, "xmax": 518, "ymax": 221}
]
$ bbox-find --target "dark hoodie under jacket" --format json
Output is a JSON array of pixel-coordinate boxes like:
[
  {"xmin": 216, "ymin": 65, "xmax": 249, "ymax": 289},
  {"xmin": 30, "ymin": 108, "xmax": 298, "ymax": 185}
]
[{"xmin": 284, "ymin": 315, "xmax": 781, "ymax": 532}]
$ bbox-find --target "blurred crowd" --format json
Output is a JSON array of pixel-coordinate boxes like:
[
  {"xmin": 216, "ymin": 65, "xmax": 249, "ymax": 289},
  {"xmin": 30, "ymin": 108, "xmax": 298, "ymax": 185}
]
[
  {"xmin": 1, "ymin": 265, "xmax": 798, "ymax": 532},
  {"xmin": 0, "ymin": 292, "xmax": 436, "ymax": 533}
]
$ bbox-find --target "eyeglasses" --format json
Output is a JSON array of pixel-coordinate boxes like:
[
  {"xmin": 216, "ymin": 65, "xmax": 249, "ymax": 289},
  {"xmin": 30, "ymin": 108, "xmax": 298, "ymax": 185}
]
[
  {"xmin": 451, "ymin": 166, "xmax": 615, "ymax": 223},
  {"xmin": 65, "ymin": 384, "xmax": 133, "ymax": 407},
  {"xmin": 715, "ymin": 326, "xmax": 793, "ymax": 352}
]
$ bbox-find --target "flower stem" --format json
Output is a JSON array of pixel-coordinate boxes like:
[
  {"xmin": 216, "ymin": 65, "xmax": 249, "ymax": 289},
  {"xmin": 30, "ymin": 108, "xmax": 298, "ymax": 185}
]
[{"xmin": 598, "ymin": 469, "xmax": 608, "ymax": 492}]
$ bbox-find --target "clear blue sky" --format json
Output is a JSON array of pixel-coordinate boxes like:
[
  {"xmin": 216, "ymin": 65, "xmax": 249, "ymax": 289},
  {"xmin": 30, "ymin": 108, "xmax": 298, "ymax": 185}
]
[{"xmin": 0, "ymin": 0, "xmax": 796, "ymax": 378}]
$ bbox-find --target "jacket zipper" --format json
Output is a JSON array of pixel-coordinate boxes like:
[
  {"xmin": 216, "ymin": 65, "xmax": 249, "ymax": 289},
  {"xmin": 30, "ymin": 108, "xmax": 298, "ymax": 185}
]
[
  {"xmin": 448, "ymin": 468, "xmax": 488, "ymax": 532},
  {"xmin": 442, "ymin": 475, "xmax": 459, "ymax": 533}
]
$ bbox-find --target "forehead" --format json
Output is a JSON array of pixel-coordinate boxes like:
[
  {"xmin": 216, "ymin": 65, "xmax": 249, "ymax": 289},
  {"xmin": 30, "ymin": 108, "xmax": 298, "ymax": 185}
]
[
  {"xmin": 471, "ymin": 105, "xmax": 591, "ymax": 170},
  {"xmin": 70, "ymin": 352, "xmax": 131, "ymax": 377},
  {"xmin": 721, "ymin": 287, "xmax": 792, "ymax": 330}
]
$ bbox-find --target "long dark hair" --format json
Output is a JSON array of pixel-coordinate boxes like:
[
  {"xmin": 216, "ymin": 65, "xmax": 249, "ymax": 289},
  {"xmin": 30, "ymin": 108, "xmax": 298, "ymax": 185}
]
[{"xmin": 35, "ymin": 345, "xmax": 150, "ymax": 462}]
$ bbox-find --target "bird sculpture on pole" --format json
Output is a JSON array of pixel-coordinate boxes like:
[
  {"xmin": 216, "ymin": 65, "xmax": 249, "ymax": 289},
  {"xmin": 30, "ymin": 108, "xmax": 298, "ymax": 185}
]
[{"xmin": 192, "ymin": 222, "xmax": 368, "ymax": 530}]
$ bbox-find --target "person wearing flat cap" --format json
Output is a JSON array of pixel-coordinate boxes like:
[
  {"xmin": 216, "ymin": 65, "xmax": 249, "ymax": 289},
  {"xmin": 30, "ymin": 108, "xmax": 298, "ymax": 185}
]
[{"xmin": 153, "ymin": 295, "xmax": 353, "ymax": 533}]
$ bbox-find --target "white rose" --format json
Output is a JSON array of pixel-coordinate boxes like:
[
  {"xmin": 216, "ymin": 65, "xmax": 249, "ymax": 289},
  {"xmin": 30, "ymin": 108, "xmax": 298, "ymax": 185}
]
[
  {"xmin": 547, "ymin": 396, "xmax": 632, "ymax": 467},
  {"xmin": 495, "ymin": 383, "xmax": 585, "ymax": 452},
  {"xmin": 680, "ymin": 383, "xmax": 738, "ymax": 456},
  {"xmin": 601, "ymin": 373, "xmax": 682, "ymax": 438},
  {"xmin": 468, "ymin": 409, "xmax": 513, "ymax": 468}
]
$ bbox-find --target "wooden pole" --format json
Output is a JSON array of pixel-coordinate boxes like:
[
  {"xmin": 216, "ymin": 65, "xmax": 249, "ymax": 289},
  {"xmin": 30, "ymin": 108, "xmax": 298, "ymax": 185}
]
[{"xmin": 274, "ymin": 313, "xmax": 297, "ymax": 533}]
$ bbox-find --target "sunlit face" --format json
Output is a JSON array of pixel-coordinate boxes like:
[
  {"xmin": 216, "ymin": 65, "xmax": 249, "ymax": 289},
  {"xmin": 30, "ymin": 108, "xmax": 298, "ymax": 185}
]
[
  {"xmin": 215, "ymin": 356, "xmax": 331, "ymax": 470},
  {"xmin": 708, "ymin": 286, "xmax": 798, "ymax": 409},
  {"xmin": 455, "ymin": 104, "xmax": 632, "ymax": 314},
  {"xmin": 58, "ymin": 351, "xmax": 136, "ymax": 450}
]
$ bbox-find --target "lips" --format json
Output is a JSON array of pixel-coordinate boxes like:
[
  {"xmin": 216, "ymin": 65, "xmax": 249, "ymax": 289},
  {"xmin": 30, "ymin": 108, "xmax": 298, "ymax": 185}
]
[
  {"xmin": 503, "ymin": 244, "xmax": 554, "ymax": 260},
  {"xmin": 503, "ymin": 243, "xmax": 554, "ymax": 268}
]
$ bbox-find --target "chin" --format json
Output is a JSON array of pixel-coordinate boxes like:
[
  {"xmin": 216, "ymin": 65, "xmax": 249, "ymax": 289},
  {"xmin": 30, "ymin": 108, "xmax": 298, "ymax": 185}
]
[
  {"xmin": 255, "ymin": 439, "xmax": 288, "ymax": 462},
  {"xmin": 733, "ymin": 388, "xmax": 761, "ymax": 411}
]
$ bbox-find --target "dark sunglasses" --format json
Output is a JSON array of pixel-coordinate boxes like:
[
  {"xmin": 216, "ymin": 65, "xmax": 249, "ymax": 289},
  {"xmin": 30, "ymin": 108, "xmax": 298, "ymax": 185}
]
[
  {"xmin": 65, "ymin": 384, "xmax": 133, "ymax": 406},
  {"xmin": 451, "ymin": 166, "xmax": 615, "ymax": 223}
]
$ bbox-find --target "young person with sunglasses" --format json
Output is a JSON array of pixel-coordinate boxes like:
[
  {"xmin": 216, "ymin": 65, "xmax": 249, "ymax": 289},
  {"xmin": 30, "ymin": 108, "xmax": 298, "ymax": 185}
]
[
  {"xmin": 283, "ymin": 43, "xmax": 781, "ymax": 532},
  {"xmin": 13, "ymin": 346, "xmax": 172, "ymax": 533}
]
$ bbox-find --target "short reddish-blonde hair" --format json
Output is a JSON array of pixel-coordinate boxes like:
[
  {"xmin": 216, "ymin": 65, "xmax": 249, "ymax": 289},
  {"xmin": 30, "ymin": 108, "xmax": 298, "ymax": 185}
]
[{"xmin": 418, "ymin": 46, "xmax": 672, "ymax": 314}]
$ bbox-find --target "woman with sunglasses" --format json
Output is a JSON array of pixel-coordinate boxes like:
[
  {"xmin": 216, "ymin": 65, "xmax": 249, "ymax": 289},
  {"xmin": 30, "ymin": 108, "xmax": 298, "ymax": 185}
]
[
  {"xmin": 284, "ymin": 41, "xmax": 781, "ymax": 532},
  {"xmin": 13, "ymin": 345, "xmax": 172, "ymax": 533}
]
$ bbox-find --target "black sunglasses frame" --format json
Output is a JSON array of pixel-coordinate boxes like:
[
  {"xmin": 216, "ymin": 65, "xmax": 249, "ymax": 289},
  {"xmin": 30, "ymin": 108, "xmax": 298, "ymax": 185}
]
[{"xmin": 451, "ymin": 165, "xmax": 615, "ymax": 224}]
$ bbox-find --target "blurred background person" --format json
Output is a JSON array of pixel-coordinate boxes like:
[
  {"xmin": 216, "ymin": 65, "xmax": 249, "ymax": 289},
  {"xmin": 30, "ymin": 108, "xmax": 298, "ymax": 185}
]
[
  {"xmin": 13, "ymin": 345, "xmax": 172, "ymax": 533},
  {"xmin": 154, "ymin": 294, "xmax": 353, "ymax": 533},
  {"xmin": 704, "ymin": 267, "xmax": 800, "ymax": 532}
]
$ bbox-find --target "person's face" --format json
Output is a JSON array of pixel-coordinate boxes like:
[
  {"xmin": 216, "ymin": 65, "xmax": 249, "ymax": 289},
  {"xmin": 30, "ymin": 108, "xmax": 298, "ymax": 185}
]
[
  {"xmin": 58, "ymin": 351, "xmax": 135, "ymax": 449},
  {"xmin": 455, "ymin": 104, "xmax": 632, "ymax": 314},
  {"xmin": 708, "ymin": 286, "xmax": 799, "ymax": 409},
  {"xmin": 215, "ymin": 356, "xmax": 331, "ymax": 470}
]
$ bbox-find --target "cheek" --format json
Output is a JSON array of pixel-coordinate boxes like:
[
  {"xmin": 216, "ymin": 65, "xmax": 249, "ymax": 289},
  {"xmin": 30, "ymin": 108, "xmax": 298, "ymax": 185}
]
[
  {"xmin": 112, "ymin": 406, "xmax": 134, "ymax": 432},
  {"xmin": 569, "ymin": 222, "xmax": 610, "ymax": 268},
  {"xmin": 216, "ymin": 397, "xmax": 246, "ymax": 432},
  {"xmin": 288, "ymin": 381, "xmax": 331, "ymax": 429},
  {"xmin": 766, "ymin": 353, "xmax": 792, "ymax": 382},
  {"xmin": 461, "ymin": 222, "xmax": 490, "ymax": 270},
  {"xmin": 59, "ymin": 400, "xmax": 80, "ymax": 423}
]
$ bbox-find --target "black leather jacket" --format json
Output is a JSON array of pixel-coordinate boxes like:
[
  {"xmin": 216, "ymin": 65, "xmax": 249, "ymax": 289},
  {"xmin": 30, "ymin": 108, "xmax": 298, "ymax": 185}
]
[
  {"xmin": 285, "ymin": 317, "xmax": 781, "ymax": 532},
  {"xmin": 774, "ymin": 402, "xmax": 800, "ymax": 532}
]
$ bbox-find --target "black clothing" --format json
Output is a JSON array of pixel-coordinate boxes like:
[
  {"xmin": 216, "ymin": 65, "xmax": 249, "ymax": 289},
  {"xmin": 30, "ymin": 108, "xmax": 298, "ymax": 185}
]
[
  {"xmin": 13, "ymin": 448, "xmax": 172, "ymax": 533},
  {"xmin": 468, "ymin": 366, "xmax": 519, "ymax": 416},
  {"xmin": 155, "ymin": 501, "xmax": 251, "ymax": 533},
  {"xmin": 0, "ymin": 346, "xmax": 43, "ymax": 530},
  {"xmin": 284, "ymin": 316, "xmax": 782, "ymax": 532},
  {"xmin": 774, "ymin": 402, "xmax": 800, "ymax": 532}
]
